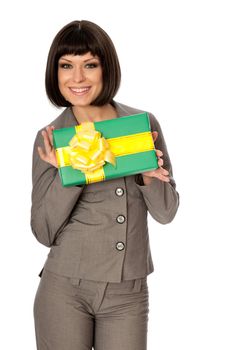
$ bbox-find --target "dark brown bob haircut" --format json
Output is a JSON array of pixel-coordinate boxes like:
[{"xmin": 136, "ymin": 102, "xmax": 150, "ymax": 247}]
[{"xmin": 45, "ymin": 20, "xmax": 121, "ymax": 107}]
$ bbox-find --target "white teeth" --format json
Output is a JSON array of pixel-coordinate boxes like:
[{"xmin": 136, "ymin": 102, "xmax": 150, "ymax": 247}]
[{"xmin": 71, "ymin": 87, "xmax": 90, "ymax": 93}]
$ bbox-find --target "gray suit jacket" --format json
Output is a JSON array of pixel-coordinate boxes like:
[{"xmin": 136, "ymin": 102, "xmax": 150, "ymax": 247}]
[{"xmin": 31, "ymin": 101, "xmax": 179, "ymax": 282}]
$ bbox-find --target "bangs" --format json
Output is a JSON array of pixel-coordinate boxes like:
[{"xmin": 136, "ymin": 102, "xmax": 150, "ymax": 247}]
[{"xmin": 56, "ymin": 28, "xmax": 101, "ymax": 59}]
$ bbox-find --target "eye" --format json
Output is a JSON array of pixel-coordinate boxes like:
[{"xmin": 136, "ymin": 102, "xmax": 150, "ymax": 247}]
[
  {"xmin": 85, "ymin": 62, "xmax": 99, "ymax": 69},
  {"xmin": 59, "ymin": 63, "xmax": 72, "ymax": 69}
]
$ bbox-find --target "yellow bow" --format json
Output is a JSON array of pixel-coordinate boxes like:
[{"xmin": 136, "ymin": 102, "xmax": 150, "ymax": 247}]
[{"xmin": 68, "ymin": 122, "xmax": 116, "ymax": 173}]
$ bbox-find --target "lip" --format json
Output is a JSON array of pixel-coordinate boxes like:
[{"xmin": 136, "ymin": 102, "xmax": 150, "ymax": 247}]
[{"xmin": 69, "ymin": 86, "xmax": 91, "ymax": 96}]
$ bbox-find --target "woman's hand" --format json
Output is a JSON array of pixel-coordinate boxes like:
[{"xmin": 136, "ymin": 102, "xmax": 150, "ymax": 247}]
[
  {"xmin": 142, "ymin": 131, "xmax": 170, "ymax": 184},
  {"xmin": 38, "ymin": 125, "xmax": 58, "ymax": 168}
]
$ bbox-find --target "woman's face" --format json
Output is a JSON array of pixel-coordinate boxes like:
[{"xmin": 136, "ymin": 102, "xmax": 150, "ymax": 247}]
[{"xmin": 58, "ymin": 52, "xmax": 103, "ymax": 107}]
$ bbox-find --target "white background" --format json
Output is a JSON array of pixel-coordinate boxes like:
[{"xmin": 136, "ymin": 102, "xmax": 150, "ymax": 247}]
[{"xmin": 0, "ymin": 0, "xmax": 232, "ymax": 349}]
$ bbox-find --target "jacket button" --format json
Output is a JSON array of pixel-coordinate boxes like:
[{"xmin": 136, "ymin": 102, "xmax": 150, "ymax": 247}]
[
  {"xmin": 116, "ymin": 242, "xmax": 125, "ymax": 251},
  {"xmin": 116, "ymin": 215, "xmax": 125, "ymax": 224},
  {"xmin": 115, "ymin": 187, "xmax": 124, "ymax": 196}
]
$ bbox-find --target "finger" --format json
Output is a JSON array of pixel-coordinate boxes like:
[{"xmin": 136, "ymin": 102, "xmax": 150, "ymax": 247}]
[
  {"xmin": 160, "ymin": 167, "xmax": 169, "ymax": 176},
  {"xmin": 152, "ymin": 131, "xmax": 158, "ymax": 142},
  {"xmin": 155, "ymin": 168, "xmax": 170, "ymax": 182},
  {"xmin": 42, "ymin": 130, "xmax": 53, "ymax": 154},
  {"xmin": 37, "ymin": 146, "xmax": 47, "ymax": 161},
  {"xmin": 46, "ymin": 126, "xmax": 53, "ymax": 146},
  {"xmin": 156, "ymin": 167, "xmax": 169, "ymax": 178},
  {"xmin": 46, "ymin": 125, "xmax": 54, "ymax": 146},
  {"xmin": 149, "ymin": 172, "xmax": 170, "ymax": 183},
  {"xmin": 158, "ymin": 158, "xmax": 163, "ymax": 167},
  {"xmin": 161, "ymin": 168, "xmax": 169, "ymax": 175},
  {"xmin": 156, "ymin": 149, "xmax": 163, "ymax": 158},
  {"xmin": 159, "ymin": 175, "xmax": 170, "ymax": 182}
]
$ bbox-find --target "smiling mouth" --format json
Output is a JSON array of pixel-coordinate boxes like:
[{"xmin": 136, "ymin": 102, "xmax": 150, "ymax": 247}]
[{"xmin": 69, "ymin": 87, "xmax": 91, "ymax": 95}]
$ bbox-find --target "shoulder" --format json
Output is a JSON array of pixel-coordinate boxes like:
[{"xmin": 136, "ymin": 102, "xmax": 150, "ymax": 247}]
[{"xmin": 114, "ymin": 100, "xmax": 148, "ymax": 115}]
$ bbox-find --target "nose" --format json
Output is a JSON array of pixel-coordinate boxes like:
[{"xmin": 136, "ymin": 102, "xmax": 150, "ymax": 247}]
[{"xmin": 73, "ymin": 66, "xmax": 85, "ymax": 83}]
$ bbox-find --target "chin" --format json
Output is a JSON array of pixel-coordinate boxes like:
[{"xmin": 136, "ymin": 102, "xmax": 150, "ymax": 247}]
[{"xmin": 72, "ymin": 97, "xmax": 98, "ymax": 108}]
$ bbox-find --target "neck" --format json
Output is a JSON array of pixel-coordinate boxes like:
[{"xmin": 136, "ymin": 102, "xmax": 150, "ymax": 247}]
[{"xmin": 72, "ymin": 103, "xmax": 117, "ymax": 123}]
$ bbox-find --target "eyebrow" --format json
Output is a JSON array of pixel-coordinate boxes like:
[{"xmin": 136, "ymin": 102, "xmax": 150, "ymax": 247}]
[{"xmin": 59, "ymin": 57, "xmax": 100, "ymax": 63}]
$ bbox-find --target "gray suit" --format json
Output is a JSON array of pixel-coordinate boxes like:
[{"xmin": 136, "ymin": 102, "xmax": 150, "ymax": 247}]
[
  {"xmin": 31, "ymin": 101, "xmax": 179, "ymax": 283},
  {"xmin": 31, "ymin": 101, "xmax": 179, "ymax": 349}
]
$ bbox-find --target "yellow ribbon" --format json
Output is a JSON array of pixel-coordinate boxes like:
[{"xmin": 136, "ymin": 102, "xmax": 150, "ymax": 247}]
[{"xmin": 67, "ymin": 122, "xmax": 116, "ymax": 173}]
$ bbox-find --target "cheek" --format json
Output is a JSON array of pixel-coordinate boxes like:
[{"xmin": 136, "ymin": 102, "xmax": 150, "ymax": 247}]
[
  {"xmin": 58, "ymin": 71, "xmax": 64, "ymax": 84},
  {"xmin": 58, "ymin": 80, "xmax": 64, "ymax": 94},
  {"xmin": 90, "ymin": 69, "xmax": 103, "ymax": 84},
  {"xmin": 58, "ymin": 69, "xmax": 70, "ymax": 85},
  {"xmin": 96, "ymin": 72, "xmax": 103, "ymax": 88},
  {"xmin": 58, "ymin": 72, "xmax": 68, "ymax": 94},
  {"xmin": 57, "ymin": 73, "xmax": 63, "ymax": 89},
  {"xmin": 99, "ymin": 70, "xmax": 103, "ymax": 83}
]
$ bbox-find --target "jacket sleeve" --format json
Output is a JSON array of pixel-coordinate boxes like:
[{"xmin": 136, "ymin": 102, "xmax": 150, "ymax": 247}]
[
  {"xmin": 30, "ymin": 130, "xmax": 85, "ymax": 247},
  {"xmin": 135, "ymin": 113, "xmax": 179, "ymax": 224}
]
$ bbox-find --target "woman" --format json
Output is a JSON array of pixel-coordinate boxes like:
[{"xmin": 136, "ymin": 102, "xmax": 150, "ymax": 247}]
[{"xmin": 31, "ymin": 20, "xmax": 179, "ymax": 350}]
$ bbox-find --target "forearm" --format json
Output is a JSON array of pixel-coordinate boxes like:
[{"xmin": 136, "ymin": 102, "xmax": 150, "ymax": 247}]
[
  {"xmin": 136, "ymin": 112, "xmax": 179, "ymax": 223},
  {"xmin": 30, "ymin": 131, "xmax": 84, "ymax": 247},
  {"xmin": 136, "ymin": 176, "xmax": 179, "ymax": 224},
  {"xmin": 31, "ymin": 172, "xmax": 84, "ymax": 247}
]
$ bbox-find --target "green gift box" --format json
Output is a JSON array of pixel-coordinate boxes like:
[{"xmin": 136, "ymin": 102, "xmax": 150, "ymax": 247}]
[{"xmin": 53, "ymin": 112, "xmax": 158, "ymax": 187}]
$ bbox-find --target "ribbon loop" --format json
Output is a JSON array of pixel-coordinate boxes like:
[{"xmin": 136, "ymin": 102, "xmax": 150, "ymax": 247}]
[{"xmin": 68, "ymin": 122, "xmax": 116, "ymax": 174}]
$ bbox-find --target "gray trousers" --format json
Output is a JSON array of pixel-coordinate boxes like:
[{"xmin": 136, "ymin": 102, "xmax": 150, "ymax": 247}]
[{"xmin": 33, "ymin": 268, "xmax": 149, "ymax": 350}]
